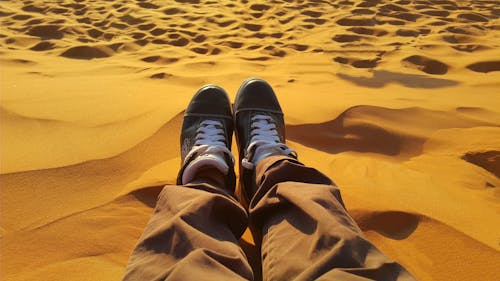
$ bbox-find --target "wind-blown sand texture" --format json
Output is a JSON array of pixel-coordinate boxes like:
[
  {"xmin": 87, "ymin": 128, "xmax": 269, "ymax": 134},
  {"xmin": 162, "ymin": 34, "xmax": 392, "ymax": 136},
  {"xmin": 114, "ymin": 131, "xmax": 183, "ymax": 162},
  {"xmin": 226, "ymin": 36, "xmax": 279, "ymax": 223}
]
[{"xmin": 1, "ymin": 0, "xmax": 500, "ymax": 280}]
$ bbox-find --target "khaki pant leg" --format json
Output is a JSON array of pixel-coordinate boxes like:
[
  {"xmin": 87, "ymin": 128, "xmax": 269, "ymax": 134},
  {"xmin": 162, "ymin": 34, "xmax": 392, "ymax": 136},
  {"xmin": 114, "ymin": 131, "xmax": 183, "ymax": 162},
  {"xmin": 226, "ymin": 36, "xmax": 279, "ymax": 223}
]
[
  {"xmin": 123, "ymin": 183, "xmax": 253, "ymax": 281},
  {"xmin": 249, "ymin": 156, "xmax": 417, "ymax": 281}
]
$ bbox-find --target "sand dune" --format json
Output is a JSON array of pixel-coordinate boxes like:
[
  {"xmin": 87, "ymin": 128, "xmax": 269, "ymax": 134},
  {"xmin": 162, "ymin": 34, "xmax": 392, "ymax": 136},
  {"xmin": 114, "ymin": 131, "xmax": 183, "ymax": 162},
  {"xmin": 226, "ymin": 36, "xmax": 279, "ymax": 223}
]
[
  {"xmin": 287, "ymin": 105, "xmax": 498, "ymax": 158},
  {"xmin": 1, "ymin": 0, "xmax": 499, "ymax": 280}
]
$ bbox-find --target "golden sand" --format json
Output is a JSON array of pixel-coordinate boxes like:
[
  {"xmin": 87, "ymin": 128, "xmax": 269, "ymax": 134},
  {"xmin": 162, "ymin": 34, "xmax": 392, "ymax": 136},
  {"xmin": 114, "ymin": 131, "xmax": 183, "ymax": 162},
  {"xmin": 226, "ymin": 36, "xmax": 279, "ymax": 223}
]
[{"xmin": 1, "ymin": 0, "xmax": 500, "ymax": 280}]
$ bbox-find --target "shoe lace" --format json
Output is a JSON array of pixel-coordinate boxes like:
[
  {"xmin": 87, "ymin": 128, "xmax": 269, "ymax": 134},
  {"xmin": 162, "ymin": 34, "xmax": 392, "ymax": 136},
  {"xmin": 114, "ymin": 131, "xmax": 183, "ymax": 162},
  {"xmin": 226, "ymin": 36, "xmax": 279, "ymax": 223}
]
[
  {"xmin": 184, "ymin": 120, "xmax": 234, "ymax": 165},
  {"xmin": 242, "ymin": 114, "xmax": 296, "ymax": 170}
]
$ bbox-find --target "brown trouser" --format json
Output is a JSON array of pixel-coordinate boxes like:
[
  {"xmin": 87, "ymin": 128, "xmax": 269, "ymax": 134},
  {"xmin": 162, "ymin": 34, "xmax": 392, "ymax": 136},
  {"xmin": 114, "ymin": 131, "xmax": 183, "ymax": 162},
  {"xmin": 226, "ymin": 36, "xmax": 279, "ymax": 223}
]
[{"xmin": 123, "ymin": 156, "xmax": 417, "ymax": 280}]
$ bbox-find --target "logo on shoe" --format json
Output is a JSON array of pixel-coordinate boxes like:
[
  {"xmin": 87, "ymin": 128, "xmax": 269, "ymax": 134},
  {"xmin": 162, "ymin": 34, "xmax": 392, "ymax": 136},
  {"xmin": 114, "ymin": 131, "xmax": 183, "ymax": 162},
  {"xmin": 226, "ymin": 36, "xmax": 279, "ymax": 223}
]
[{"xmin": 181, "ymin": 138, "xmax": 192, "ymax": 158}]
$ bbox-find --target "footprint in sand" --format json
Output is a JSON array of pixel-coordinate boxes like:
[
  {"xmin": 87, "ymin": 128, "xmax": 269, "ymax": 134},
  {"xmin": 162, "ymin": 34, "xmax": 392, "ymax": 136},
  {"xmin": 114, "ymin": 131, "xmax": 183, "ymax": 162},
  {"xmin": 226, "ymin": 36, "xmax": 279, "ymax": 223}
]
[
  {"xmin": 286, "ymin": 44, "xmax": 309, "ymax": 51},
  {"xmin": 30, "ymin": 41, "xmax": 56, "ymax": 51},
  {"xmin": 210, "ymin": 47, "xmax": 221, "ymax": 55},
  {"xmin": 396, "ymin": 29, "xmax": 420, "ymax": 37},
  {"xmin": 378, "ymin": 11, "xmax": 422, "ymax": 22},
  {"xmin": 442, "ymin": 34, "xmax": 475, "ymax": 44},
  {"xmin": 110, "ymin": 22, "xmax": 128, "ymax": 30},
  {"xmin": 22, "ymin": 4, "xmax": 46, "ymax": 13},
  {"xmin": 26, "ymin": 19, "xmax": 45, "ymax": 25},
  {"xmin": 138, "ymin": 23, "xmax": 156, "ymax": 31},
  {"xmin": 429, "ymin": 20, "xmax": 449, "ymax": 26},
  {"xmin": 380, "ymin": 3, "xmax": 409, "ymax": 12},
  {"xmin": 452, "ymin": 44, "xmax": 489, "ymax": 52},
  {"xmin": 337, "ymin": 17, "xmax": 376, "ymax": 26},
  {"xmin": 191, "ymin": 47, "xmax": 208, "ymax": 54},
  {"xmin": 348, "ymin": 27, "xmax": 388, "ymax": 36},
  {"xmin": 462, "ymin": 151, "xmax": 500, "ymax": 179},
  {"xmin": 48, "ymin": 7, "xmax": 70, "ymax": 14},
  {"xmin": 60, "ymin": 45, "xmax": 113, "ymax": 60},
  {"xmin": 334, "ymin": 56, "xmax": 379, "ymax": 69},
  {"xmin": 249, "ymin": 4, "xmax": 271, "ymax": 12},
  {"xmin": 421, "ymin": 10, "xmax": 450, "ymax": 17},
  {"xmin": 150, "ymin": 28, "xmax": 167, "ymax": 36},
  {"xmin": 216, "ymin": 20, "xmax": 237, "ymax": 28},
  {"xmin": 27, "ymin": 25, "xmax": 64, "ymax": 40},
  {"xmin": 263, "ymin": 45, "xmax": 287, "ymax": 57},
  {"xmin": 87, "ymin": 28, "xmax": 104, "ymax": 39},
  {"xmin": 351, "ymin": 59, "xmax": 379, "ymax": 68},
  {"xmin": 131, "ymin": 32, "xmax": 146, "ymax": 40},
  {"xmin": 414, "ymin": 4, "xmax": 431, "ymax": 10},
  {"xmin": 457, "ymin": 13, "xmax": 489, "ymax": 22},
  {"xmin": 4, "ymin": 58, "xmax": 37, "ymax": 65},
  {"xmin": 12, "ymin": 14, "xmax": 32, "ymax": 20},
  {"xmin": 352, "ymin": 8, "xmax": 376, "ymax": 15},
  {"xmin": 175, "ymin": 0, "xmax": 200, "ymax": 4},
  {"xmin": 223, "ymin": 41, "xmax": 244, "ymax": 49},
  {"xmin": 120, "ymin": 14, "xmax": 145, "ymax": 25},
  {"xmin": 165, "ymin": 33, "xmax": 189, "ymax": 47},
  {"xmin": 137, "ymin": 2, "xmax": 159, "ymax": 9},
  {"xmin": 357, "ymin": 1, "xmax": 379, "ymax": 8},
  {"xmin": 192, "ymin": 34, "xmax": 207, "ymax": 43},
  {"xmin": 305, "ymin": 18, "xmax": 327, "ymax": 25},
  {"xmin": 164, "ymin": 8, "xmax": 184, "ymax": 15},
  {"xmin": 445, "ymin": 26, "xmax": 482, "ymax": 36},
  {"xmin": 279, "ymin": 15, "xmax": 296, "ymax": 25},
  {"xmin": 250, "ymin": 12, "xmax": 264, "ymax": 19},
  {"xmin": 466, "ymin": 61, "xmax": 500, "ymax": 73},
  {"xmin": 270, "ymin": 32, "xmax": 284, "ymax": 39},
  {"xmin": 150, "ymin": 72, "xmax": 172, "ymax": 79},
  {"xmin": 332, "ymin": 34, "xmax": 365, "ymax": 43},
  {"xmin": 141, "ymin": 55, "xmax": 179, "ymax": 64},
  {"xmin": 242, "ymin": 23, "xmax": 263, "ymax": 32},
  {"xmin": 301, "ymin": 10, "xmax": 323, "ymax": 18},
  {"xmin": 401, "ymin": 55, "xmax": 448, "ymax": 75}
]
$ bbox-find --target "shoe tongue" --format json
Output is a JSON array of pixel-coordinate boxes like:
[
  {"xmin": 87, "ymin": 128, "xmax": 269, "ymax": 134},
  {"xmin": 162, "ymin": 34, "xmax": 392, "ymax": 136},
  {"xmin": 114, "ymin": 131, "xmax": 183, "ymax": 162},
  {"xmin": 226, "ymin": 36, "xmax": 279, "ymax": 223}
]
[{"xmin": 181, "ymin": 153, "xmax": 229, "ymax": 184}]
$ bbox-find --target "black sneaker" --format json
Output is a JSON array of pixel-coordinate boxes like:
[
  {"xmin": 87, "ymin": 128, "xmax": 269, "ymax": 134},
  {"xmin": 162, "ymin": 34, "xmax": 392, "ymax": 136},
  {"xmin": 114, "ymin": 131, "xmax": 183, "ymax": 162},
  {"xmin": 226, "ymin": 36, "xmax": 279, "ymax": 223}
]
[
  {"xmin": 234, "ymin": 78, "xmax": 296, "ymax": 207},
  {"xmin": 177, "ymin": 85, "xmax": 236, "ymax": 192}
]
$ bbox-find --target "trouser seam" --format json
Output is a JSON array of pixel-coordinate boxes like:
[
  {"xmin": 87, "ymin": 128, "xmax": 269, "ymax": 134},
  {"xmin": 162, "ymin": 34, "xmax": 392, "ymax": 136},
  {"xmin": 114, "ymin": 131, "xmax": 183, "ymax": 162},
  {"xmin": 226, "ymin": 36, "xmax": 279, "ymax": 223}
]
[{"xmin": 265, "ymin": 227, "xmax": 275, "ymax": 281}]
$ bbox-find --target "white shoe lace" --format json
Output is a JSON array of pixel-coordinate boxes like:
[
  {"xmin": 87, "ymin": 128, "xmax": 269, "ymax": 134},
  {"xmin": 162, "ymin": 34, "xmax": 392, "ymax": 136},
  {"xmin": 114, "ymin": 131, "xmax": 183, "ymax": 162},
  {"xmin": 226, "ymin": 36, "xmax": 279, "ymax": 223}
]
[
  {"xmin": 184, "ymin": 120, "xmax": 234, "ymax": 166},
  {"xmin": 242, "ymin": 114, "xmax": 296, "ymax": 170}
]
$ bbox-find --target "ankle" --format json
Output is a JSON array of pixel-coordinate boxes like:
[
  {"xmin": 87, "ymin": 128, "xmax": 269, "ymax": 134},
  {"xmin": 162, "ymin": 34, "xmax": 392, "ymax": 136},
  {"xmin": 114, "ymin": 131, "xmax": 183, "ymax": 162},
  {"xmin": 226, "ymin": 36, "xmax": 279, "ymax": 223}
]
[
  {"xmin": 181, "ymin": 151, "xmax": 231, "ymax": 184},
  {"xmin": 189, "ymin": 167, "xmax": 226, "ymax": 187},
  {"xmin": 242, "ymin": 144, "xmax": 297, "ymax": 170},
  {"xmin": 253, "ymin": 147, "xmax": 291, "ymax": 165}
]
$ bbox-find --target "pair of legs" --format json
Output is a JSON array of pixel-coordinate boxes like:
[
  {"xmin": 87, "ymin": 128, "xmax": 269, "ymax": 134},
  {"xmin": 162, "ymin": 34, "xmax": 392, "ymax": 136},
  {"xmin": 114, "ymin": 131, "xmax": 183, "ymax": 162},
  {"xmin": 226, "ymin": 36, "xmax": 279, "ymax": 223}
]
[{"xmin": 123, "ymin": 79, "xmax": 416, "ymax": 280}]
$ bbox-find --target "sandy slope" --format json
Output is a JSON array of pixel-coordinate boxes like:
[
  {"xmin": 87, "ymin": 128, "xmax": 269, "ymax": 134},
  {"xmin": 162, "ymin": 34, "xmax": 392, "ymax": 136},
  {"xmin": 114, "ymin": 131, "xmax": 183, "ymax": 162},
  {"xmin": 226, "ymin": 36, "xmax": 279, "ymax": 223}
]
[{"xmin": 1, "ymin": 0, "xmax": 500, "ymax": 280}]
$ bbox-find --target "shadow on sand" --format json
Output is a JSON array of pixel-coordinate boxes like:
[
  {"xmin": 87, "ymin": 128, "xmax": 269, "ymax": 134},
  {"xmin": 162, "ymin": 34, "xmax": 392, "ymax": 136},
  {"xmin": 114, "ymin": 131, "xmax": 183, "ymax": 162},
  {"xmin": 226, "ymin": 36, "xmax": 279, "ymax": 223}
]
[{"xmin": 337, "ymin": 70, "xmax": 459, "ymax": 88}]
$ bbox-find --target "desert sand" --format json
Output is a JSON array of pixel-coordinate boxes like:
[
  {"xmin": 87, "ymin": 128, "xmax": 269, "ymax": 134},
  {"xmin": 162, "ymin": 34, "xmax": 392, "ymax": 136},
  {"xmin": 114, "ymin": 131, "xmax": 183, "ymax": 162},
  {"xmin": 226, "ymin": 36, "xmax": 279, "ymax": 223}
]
[{"xmin": 1, "ymin": 0, "xmax": 499, "ymax": 280}]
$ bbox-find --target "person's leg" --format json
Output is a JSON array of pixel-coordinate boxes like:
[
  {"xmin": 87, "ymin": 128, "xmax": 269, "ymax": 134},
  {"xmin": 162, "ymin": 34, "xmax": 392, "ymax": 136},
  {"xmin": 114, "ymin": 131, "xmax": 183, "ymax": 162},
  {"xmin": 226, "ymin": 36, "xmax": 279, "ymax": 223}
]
[
  {"xmin": 250, "ymin": 156, "xmax": 416, "ymax": 281},
  {"xmin": 123, "ymin": 86, "xmax": 253, "ymax": 280},
  {"xmin": 123, "ymin": 179, "xmax": 252, "ymax": 280},
  {"xmin": 234, "ymin": 78, "xmax": 416, "ymax": 281}
]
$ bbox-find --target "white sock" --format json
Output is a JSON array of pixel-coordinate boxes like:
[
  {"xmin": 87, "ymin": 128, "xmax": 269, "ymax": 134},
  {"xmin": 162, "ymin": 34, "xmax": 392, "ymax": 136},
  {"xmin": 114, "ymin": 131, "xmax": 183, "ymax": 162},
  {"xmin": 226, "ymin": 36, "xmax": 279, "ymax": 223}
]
[{"xmin": 181, "ymin": 153, "xmax": 228, "ymax": 184}]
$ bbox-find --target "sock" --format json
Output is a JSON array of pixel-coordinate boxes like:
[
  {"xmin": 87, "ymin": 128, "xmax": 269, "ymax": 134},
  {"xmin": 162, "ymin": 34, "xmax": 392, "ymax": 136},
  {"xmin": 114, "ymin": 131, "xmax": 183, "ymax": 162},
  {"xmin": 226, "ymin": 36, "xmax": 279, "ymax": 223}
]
[{"xmin": 182, "ymin": 153, "xmax": 229, "ymax": 185}]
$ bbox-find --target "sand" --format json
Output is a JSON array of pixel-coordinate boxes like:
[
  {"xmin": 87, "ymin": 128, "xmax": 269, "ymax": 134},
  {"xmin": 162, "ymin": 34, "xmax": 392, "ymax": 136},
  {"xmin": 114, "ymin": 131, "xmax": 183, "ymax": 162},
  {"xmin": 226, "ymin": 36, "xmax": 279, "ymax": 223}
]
[{"xmin": 1, "ymin": 0, "xmax": 499, "ymax": 280}]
